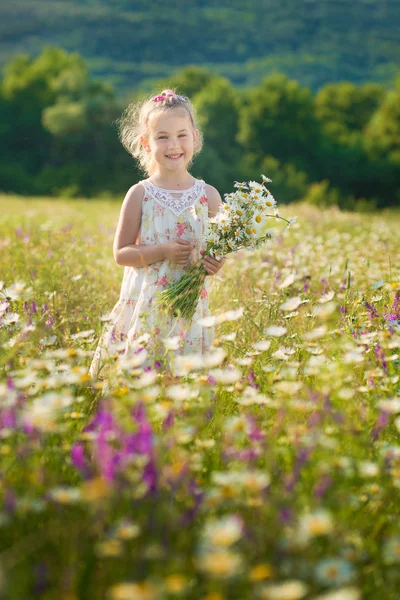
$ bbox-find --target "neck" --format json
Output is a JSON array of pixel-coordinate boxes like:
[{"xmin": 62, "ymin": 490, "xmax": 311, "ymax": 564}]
[{"xmin": 150, "ymin": 168, "xmax": 194, "ymax": 189}]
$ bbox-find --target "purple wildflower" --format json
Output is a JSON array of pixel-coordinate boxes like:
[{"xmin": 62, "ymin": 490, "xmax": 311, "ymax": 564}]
[
  {"xmin": 247, "ymin": 370, "xmax": 259, "ymax": 389},
  {"xmin": 1, "ymin": 408, "xmax": 16, "ymax": 428},
  {"xmin": 374, "ymin": 345, "xmax": 388, "ymax": 372},
  {"xmin": 384, "ymin": 291, "xmax": 400, "ymax": 323},
  {"xmin": 4, "ymin": 489, "xmax": 16, "ymax": 513},
  {"xmin": 364, "ymin": 301, "xmax": 379, "ymax": 320},
  {"xmin": 313, "ymin": 474, "xmax": 333, "ymax": 498},
  {"xmin": 71, "ymin": 442, "xmax": 91, "ymax": 479},
  {"xmin": 372, "ymin": 411, "xmax": 389, "ymax": 440},
  {"xmin": 143, "ymin": 460, "xmax": 157, "ymax": 493},
  {"xmin": 162, "ymin": 412, "xmax": 174, "ymax": 430},
  {"xmin": 279, "ymin": 506, "xmax": 292, "ymax": 524},
  {"xmin": 179, "ymin": 478, "xmax": 203, "ymax": 525},
  {"xmin": 320, "ymin": 278, "xmax": 328, "ymax": 293}
]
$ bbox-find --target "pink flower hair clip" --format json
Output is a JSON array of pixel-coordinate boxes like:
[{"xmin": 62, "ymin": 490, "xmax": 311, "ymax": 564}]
[{"xmin": 151, "ymin": 90, "xmax": 188, "ymax": 103}]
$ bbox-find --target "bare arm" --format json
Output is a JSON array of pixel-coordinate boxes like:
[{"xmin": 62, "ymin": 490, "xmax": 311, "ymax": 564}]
[
  {"xmin": 205, "ymin": 183, "xmax": 223, "ymax": 217},
  {"xmin": 113, "ymin": 184, "xmax": 166, "ymax": 268},
  {"xmin": 113, "ymin": 184, "xmax": 194, "ymax": 268}
]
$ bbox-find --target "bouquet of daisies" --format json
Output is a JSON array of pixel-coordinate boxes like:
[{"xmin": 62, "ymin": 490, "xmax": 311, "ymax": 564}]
[{"xmin": 158, "ymin": 175, "xmax": 297, "ymax": 321}]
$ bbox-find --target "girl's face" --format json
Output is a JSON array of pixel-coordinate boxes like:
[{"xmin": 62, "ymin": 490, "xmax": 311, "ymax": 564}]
[{"xmin": 145, "ymin": 110, "xmax": 198, "ymax": 174}]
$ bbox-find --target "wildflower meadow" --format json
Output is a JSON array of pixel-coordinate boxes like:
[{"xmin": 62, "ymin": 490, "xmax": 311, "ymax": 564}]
[{"xmin": 1, "ymin": 194, "xmax": 400, "ymax": 600}]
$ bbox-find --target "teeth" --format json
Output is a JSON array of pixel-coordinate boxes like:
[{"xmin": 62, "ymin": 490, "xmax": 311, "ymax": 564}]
[{"xmin": 167, "ymin": 154, "xmax": 182, "ymax": 159}]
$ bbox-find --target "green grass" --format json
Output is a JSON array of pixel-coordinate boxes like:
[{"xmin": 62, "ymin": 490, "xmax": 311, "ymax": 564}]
[{"xmin": 1, "ymin": 194, "xmax": 400, "ymax": 598}]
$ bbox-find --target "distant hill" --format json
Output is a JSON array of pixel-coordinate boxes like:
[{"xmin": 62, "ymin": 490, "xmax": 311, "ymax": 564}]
[{"xmin": 1, "ymin": 0, "xmax": 399, "ymax": 93}]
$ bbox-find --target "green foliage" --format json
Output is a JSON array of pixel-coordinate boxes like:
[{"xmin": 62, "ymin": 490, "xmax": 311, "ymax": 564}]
[
  {"xmin": 194, "ymin": 77, "xmax": 241, "ymax": 156},
  {"xmin": 238, "ymin": 154, "xmax": 309, "ymax": 205},
  {"xmin": 314, "ymin": 82, "xmax": 384, "ymax": 145},
  {"xmin": 0, "ymin": 46, "xmax": 399, "ymax": 208},
  {"xmin": 365, "ymin": 87, "xmax": 400, "ymax": 166},
  {"xmin": 1, "ymin": 0, "xmax": 399, "ymax": 92},
  {"xmin": 301, "ymin": 180, "xmax": 341, "ymax": 208},
  {"xmin": 1, "ymin": 196, "xmax": 400, "ymax": 597},
  {"xmin": 301, "ymin": 180, "xmax": 378, "ymax": 213},
  {"xmin": 158, "ymin": 65, "xmax": 218, "ymax": 100},
  {"xmin": 238, "ymin": 73, "xmax": 321, "ymax": 177}
]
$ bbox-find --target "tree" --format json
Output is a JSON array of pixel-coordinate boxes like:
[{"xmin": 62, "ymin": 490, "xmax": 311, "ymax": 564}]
[
  {"xmin": 365, "ymin": 85, "xmax": 400, "ymax": 164},
  {"xmin": 238, "ymin": 73, "xmax": 321, "ymax": 177},
  {"xmin": 314, "ymin": 81, "xmax": 384, "ymax": 144},
  {"xmin": 0, "ymin": 47, "xmax": 91, "ymax": 191},
  {"xmin": 157, "ymin": 66, "xmax": 218, "ymax": 99},
  {"xmin": 0, "ymin": 46, "xmax": 135, "ymax": 196},
  {"xmin": 190, "ymin": 76, "xmax": 244, "ymax": 192}
]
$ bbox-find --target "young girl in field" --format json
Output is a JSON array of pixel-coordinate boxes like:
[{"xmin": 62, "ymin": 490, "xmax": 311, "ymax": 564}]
[{"xmin": 89, "ymin": 89, "xmax": 225, "ymax": 378}]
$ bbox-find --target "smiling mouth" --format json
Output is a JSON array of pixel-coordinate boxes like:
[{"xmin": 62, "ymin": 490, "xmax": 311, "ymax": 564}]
[{"xmin": 166, "ymin": 154, "xmax": 183, "ymax": 159}]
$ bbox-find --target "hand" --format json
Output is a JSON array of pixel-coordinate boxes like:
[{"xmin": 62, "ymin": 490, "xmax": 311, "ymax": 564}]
[
  {"xmin": 200, "ymin": 250, "xmax": 226, "ymax": 276},
  {"xmin": 163, "ymin": 239, "xmax": 194, "ymax": 265}
]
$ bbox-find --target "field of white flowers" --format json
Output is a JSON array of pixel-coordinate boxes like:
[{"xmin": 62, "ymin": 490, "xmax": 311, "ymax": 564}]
[{"xmin": 1, "ymin": 195, "xmax": 400, "ymax": 600}]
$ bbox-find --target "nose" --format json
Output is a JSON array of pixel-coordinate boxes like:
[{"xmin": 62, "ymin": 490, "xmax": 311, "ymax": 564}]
[{"xmin": 168, "ymin": 136, "xmax": 181, "ymax": 147}]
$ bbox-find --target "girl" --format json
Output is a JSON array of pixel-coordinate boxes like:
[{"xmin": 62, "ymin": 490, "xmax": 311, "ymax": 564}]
[{"xmin": 89, "ymin": 89, "xmax": 226, "ymax": 379}]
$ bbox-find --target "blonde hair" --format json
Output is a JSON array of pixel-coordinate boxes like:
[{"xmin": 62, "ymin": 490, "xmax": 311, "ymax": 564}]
[{"xmin": 117, "ymin": 88, "xmax": 204, "ymax": 175}]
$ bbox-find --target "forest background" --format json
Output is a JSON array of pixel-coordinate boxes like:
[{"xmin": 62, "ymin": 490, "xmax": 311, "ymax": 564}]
[{"xmin": 1, "ymin": 0, "xmax": 399, "ymax": 211}]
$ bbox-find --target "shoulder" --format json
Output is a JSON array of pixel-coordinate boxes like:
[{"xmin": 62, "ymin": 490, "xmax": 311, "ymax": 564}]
[
  {"xmin": 120, "ymin": 182, "xmax": 146, "ymax": 214},
  {"xmin": 204, "ymin": 182, "xmax": 222, "ymax": 216}
]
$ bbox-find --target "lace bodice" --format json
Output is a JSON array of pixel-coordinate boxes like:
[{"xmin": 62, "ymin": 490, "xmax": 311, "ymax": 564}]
[{"xmin": 140, "ymin": 179, "xmax": 205, "ymax": 216}]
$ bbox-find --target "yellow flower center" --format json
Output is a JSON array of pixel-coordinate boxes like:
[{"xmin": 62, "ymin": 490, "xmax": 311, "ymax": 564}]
[{"xmin": 255, "ymin": 215, "xmax": 262, "ymax": 223}]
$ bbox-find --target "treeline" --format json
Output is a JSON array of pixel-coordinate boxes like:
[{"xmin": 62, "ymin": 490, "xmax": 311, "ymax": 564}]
[
  {"xmin": 1, "ymin": 0, "xmax": 399, "ymax": 91},
  {"xmin": 1, "ymin": 47, "xmax": 400, "ymax": 210}
]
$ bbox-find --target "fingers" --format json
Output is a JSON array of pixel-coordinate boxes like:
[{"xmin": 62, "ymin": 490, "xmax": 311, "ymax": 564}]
[
  {"xmin": 203, "ymin": 256, "xmax": 221, "ymax": 267},
  {"xmin": 202, "ymin": 255, "xmax": 226, "ymax": 275},
  {"xmin": 203, "ymin": 264, "xmax": 218, "ymax": 275},
  {"xmin": 176, "ymin": 239, "xmax": 193, "ymax": 246}
]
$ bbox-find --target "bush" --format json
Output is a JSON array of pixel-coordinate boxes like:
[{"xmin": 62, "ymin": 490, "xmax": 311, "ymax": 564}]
[{"xmin": 302, "ymin": 180, "xmax": 378, "ymax": 212}]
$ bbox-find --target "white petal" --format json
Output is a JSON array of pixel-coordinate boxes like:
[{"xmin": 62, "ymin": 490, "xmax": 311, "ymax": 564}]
[{"xmin": 280, "ymin": 296, "xmax": 302, "ymax": 311}]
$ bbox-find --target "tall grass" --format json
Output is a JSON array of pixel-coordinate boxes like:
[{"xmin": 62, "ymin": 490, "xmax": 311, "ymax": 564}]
[{"xmin": 0, "ymin": 194, "xmax": 400, "ymax": 599}]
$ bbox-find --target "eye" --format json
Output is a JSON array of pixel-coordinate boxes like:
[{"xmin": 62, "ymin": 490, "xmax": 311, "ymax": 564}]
[
  {"xmin": 179, "ymin": 134, "xmax": 186, "ymax": 137},
  {"xmin": 158, "ymin": 135, "xmax": 167, "ymax": 139}
]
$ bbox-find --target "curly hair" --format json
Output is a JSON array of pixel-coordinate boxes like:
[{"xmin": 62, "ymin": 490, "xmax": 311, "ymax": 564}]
[{"xmin": 116, "ymin": 88, "xmax": 204, "ymax": 175}]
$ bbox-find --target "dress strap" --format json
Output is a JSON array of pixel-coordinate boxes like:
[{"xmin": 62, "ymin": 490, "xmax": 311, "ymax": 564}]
[{"xmin": 141, "ymin": 179, "xmax": 205, "ymax": 216}]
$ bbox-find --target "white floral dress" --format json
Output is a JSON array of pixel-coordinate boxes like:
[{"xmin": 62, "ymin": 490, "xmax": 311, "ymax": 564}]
[{"xmin": 89, "ymin": 178, "xmax": 215, "ymax": 377}]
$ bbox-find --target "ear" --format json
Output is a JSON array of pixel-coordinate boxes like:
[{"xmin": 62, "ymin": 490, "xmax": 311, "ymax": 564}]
[
  {"xmin": 194, "ymin": 129, "xmax": 199, "ymax": 148},
  {"xmin": 141, "ymin": 136, "xmax": 150, "ymax": 152}
]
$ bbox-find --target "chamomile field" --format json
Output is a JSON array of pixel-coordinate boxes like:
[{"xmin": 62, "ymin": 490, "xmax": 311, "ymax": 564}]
[{"xmin": 1, "ymin": 194, "xmax": 400, "ymax": 600}]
